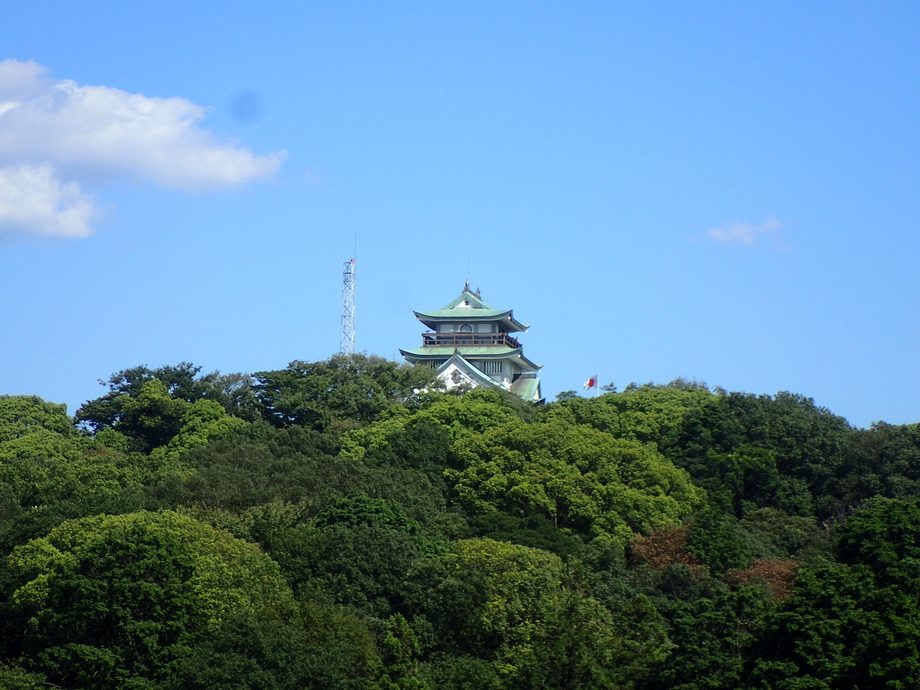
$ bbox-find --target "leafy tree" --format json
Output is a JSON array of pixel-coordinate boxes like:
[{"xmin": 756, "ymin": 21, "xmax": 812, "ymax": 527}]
[
  {"xmin": 0, "ymin": 395, "xmax": 78, "ymax": 441},
  {"xmin": 4, "ymin": 511, "xmax": 294, "ymax": 689},
  {"xmin": 839, "ymin": 422, "xmax": 920, "ymax": 504},
  {"xmin": 150, "ymin": 398, "xmax": 249, "ymax": 461},
  {"xmin": 447, "ymin": 420, "xmax": 701, "ymax": 548},
  {"xmin": 0, "ymin": 396, "xmax": 151, "ymax": 549},
  {"xmin": 544, "ymin": 383, "xmax": 726, "ymax": 454},
  {"xmin": 0, "ymin": 662, "xmax": 45, "ymax": 689},
  {"xmin": 253, "ymin": 353, "xmax": 438, "ymax": 432},
  {"xmin": 747, "ymin": 500, "xmax": 920, "ymax": 688},
  {"xmin": 644, "ymin": 584, "xmax": 772, "ymax": 690},
  {"xmin": 378, "ymin": 614, "xmax": 428, "ymax": 689},
  {"xmin": 405, "ymin": 538, "xmax": 661, "ymax": 689},
  {"xmin": 76, "ymin": 363, "xmax": 259, "ymax": 435},
  {"xmin": 280, "ymin": 523, "xmax": 422, "ymax": 616},
  {"xmin": 468, "ymin": 512, "xmax": 586, "ymax": 560},
  {"xmin": 113, "ymin": 379, "xmax": 193, "ymax": 450},
  {"xmin": 834, "ymin": 496, "xmax": 920, "ymax": 590},
  {"xmin": 688, "ymin": 507, "xmax": 752, "ymax": 575},
  {"xmin": 341, "ymin": 389, "xmax": 533, "ymax": 465},
  {"xmin": 719, "ymin": 391, "xmax": 852, "ymax": 515},
  {"xmin": 418, "ymin": 653, "xmax": 500, "ymax": 689},
  {"xmin": 161, "ymin": 601, "xmax": 380, "ymax": 690},
  {"xmin": 315, "ymin": 492, "xmax": 421, "ymax": 534},
  {"xmin": 738, "ymin": 508, "xmax": 831, "ymax": 564}
]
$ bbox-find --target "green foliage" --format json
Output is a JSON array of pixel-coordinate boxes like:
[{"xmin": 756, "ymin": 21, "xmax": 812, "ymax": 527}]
[
  {"xmin": 544, "ymin": 383, "xmax": 724, "ymax": 451},
  {"xmin": 0, "ymin": 395, "xmax": 77, "ymax": 442},
  {"xmin": 835, "ymin": 496, "xmax": 920, "ymax": 588},
  {"xmin": 447, "ymin": 420, "xmax": 702, "ymax": 548},
  {"xmin": 150, "ymin": 398, "xmax": 249, "ymax": 461},
  {"xmin": 4, "ymin": 357, "xmax": 920, "ymax": 688},
  {"xmin": 720, "ymin": 392, "xmax": 852, "ymax": 514},
  {"xmin": 546, "ymin": 385, "xmax": 856, "ymax": 519},
  {"xmin": 688, "ymin": 507, "xmax": 752, "ymax": 575},
  {"xmin": 0, "ymin": 396, "xmax": 155, "ymax": 549},
  {"xmin": 646, "ymin": 584, "xmax": 772, "ymax": 690},
  {"xmin": 468, "ymin": 512, "xmax": 586, "ymax": 560},
  {"xmin": 76, "ymin": 363, "xmax": 260, "ymax": 433},
  {"xmin": 682, "ymin": 447, "xmax": 813, "ymax": 518},
  {"xmin": 253, "ymin": 353, "xmax": 438, "ymax": 431},
  {"xmin": 840, "ymin": 422, "xmax": 920, "ymax": 503},
  {"xmin": 406, "ymin": 538, "xmax": 662, "ymax": 689},
  {"xmin": 748, "ymin": 562, "xmax": 918, "ymax": 688},
  {"xmin": 161, "ymin": 602, "xmax": 380, "ymax": 690},
  {"xmin": 4, "ymin": 511, "xmax": 293, "ymax": 689},
  {"xmin": 113, "ymin": 378, "xmax": 192, "ymax": 450},
  {"xmin": 418, "ymin": 653, "xmax": 500, "ymax": 689},
  {"xmin": 747, "ymin": 500, "xmax": 920, "ymax": 688},
  {"xmin": 316, "ymin": 492, "xmax": 420, "ymax": 534},
  {"xmin": 739, "ymin": 508, "xmax": 831, "ymax": 564},
  {"xmin": 341, "ymin": 390, "xmax": 530, "ymax": 466},
  {"xmin": 284, "ymin": 523, "xmax": 422, "ymax": 616},
  {"xmin": 0, "ymin": 661, "xmax": 46, "ymax": 689},
  {"xmin": 378, "ymin": 614, "xmax": 427, "ymax": 689}
]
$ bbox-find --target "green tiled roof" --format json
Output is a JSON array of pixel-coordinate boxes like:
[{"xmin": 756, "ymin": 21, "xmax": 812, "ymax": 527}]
[
  {"xmin": 440, "ymin": 290, "xmax": 492, "ymax": 311},
  {"xmin": 401, "ymin": 346, "xmax": 519, "ymax": 358},
  {"xmin": 414, "ymin": 289, "xmax": 529, "ymax": 331},
  {"xmin": 510, "ymin": 377, "xmax": 542, "ymax": 402},
  {"xmin": 400, "ymin": 346, "xmax": 542, "ymax": 372}
]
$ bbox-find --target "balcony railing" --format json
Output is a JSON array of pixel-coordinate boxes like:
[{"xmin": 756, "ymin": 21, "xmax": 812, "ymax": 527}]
[{"xmin": 421, "ymin": 332, "xmax": 521, "ymax": 349}]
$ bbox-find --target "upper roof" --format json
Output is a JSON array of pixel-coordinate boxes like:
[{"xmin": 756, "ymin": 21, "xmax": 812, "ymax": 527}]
[{"xmin": 413, "ymin": 283, "xmax": 530, "ymax": 332}]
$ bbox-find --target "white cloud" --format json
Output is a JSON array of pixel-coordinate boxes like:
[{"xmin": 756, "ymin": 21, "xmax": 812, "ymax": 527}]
[
  {"xmin": 0, "ymin": 59, "xmax": 284, "ymax": 237},
  {"xmin": 705, "ymin": 216, "xmax": 785, "ymax": 248},
  {"xmin": 0, "ymin": 164, "xmax": 99, "ymax": 238}
]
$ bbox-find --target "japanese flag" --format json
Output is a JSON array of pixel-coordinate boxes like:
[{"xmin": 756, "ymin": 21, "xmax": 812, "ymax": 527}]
[{"xmin": 584, "ymin": 374, "xmax": 598, "ymax": 390}]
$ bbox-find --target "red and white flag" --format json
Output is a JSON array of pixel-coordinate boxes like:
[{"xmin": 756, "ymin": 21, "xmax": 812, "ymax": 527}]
[{"xmin": 584, "ymin": 374, "xmax": 598, "ymax": 390}]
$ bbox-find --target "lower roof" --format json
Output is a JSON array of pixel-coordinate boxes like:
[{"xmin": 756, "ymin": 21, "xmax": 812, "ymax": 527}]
[{"xmin": 400, "ymin": 346, "xmax": 542, "ymax": 371}]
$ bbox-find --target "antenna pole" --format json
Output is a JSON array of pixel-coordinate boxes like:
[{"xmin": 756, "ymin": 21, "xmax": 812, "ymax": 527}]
[{"xmin": 340, "ymin": 258, "xmax": 356, "ymax": 354}]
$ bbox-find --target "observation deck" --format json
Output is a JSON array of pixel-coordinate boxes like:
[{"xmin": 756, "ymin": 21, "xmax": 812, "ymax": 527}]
[{"xmin": 420, "ymin": 332, "xmax": 521, "ymax": 349}]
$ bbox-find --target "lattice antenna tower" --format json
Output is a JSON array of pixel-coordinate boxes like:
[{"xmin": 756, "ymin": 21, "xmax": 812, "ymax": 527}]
[{"xmin": 340, "ymin": 258, "xmax": 356, "ymax": 354}]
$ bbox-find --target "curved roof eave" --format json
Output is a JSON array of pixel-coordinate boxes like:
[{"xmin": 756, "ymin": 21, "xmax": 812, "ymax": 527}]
[
  {"xmin": 401, "ymin": 347, "xmax": 541, "ymax": 372},
  {"xmin": 413, "ymin": 310, "xmax": 529, "ymax": 333}
]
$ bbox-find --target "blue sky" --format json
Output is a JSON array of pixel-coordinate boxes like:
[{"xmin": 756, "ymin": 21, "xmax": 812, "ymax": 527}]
[{"xmin": 1, "ymin": 1, "xmax": 918, "ymax": 428}]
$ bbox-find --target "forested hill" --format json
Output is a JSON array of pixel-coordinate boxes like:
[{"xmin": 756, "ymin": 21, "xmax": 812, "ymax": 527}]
[{"xmin": 2, "ymin": 354, "xmax": 920, "ymax": 689}]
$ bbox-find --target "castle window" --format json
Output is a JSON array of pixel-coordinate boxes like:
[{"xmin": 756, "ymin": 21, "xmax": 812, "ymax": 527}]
[
  {"xmin": 459, "ymin": 324, "xmax": 472, "ymax": 332},
  {"xmin": 482, "ymin": 360, "xmax": 503, "ymax": 375}
]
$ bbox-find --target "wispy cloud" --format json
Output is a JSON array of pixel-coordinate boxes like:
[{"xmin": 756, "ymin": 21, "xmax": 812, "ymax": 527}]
[
  {"xmin": 0, "ymin": 59, "xmax": 284, "ymax": 238},
  {"xmin": 704, "ymin": 216, "xmax": 786, "ymax": 249}
]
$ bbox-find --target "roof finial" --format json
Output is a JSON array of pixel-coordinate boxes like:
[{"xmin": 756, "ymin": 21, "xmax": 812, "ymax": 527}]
[{"xmin": 464, "ymin": 278, "xmax": 471, "ymax": 293}]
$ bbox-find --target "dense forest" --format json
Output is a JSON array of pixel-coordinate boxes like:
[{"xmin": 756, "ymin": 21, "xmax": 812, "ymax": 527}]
[{"xmin": 2, "ymin": 353, "xmax": 920, "ymax": 689}]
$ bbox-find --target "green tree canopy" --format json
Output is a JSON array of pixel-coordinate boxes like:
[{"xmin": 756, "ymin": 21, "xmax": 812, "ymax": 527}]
[
  {"xmin": 253, "ymin": 353, "xmax": 438, "ymax": 432},
  {"xmin": 5, "ymin": 511, "xmax": 293, "ymax": 690},
  {"xmin": 447, "ymin": 420, "xmax": 702, "ymax": 548},
  {"xmin": 76, "ymin": 363, "xmax": 259, "ymax": 438}
]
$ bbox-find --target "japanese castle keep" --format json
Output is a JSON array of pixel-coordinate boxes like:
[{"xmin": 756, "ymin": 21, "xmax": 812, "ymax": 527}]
[{"xmin": 400, "ymin": 283, "xmax": 543, "ymax": 402}]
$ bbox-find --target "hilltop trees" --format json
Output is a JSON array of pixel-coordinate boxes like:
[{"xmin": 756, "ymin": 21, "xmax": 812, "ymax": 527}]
[
  {"xmin": 4, "ymin": 511, "xmax": 294, "ymax": 689},
  {"xmin": 2, "ymin": 360, "xmax": 920, "ymax": 688},
  {"xmin": 253, "ymin": 353, "xmax": 439, "ymax": 432}
]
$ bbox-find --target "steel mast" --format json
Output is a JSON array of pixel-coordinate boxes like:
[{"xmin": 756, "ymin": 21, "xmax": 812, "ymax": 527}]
[{"xmin": 340, "ymin": 258, "xmax": 356, "ymax": 354}]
